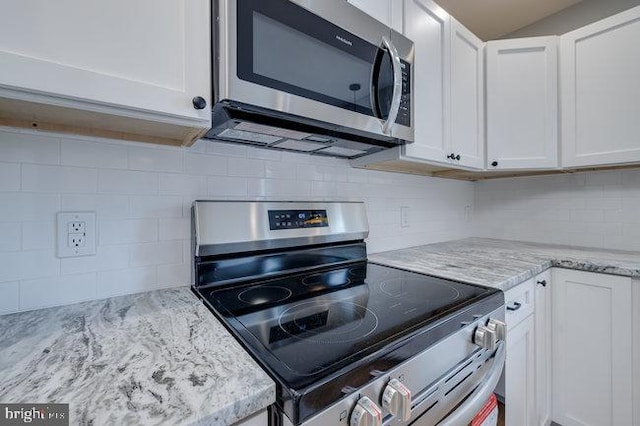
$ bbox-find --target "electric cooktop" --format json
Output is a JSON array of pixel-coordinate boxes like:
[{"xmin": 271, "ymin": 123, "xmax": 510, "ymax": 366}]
[{"xmin": 199, "ymin": 261, "xmax": 499, "ymax": 390}]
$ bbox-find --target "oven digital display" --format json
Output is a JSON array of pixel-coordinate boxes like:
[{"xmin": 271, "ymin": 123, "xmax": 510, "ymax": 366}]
[{"xmin": 268, "ymin": 210, "xmax": 329, "ymax": 230}]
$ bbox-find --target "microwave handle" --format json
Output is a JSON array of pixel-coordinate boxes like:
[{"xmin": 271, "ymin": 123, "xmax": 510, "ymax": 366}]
[{"xmin": 380, "ymin": 36, "xmax": 403, "ymax": 135}]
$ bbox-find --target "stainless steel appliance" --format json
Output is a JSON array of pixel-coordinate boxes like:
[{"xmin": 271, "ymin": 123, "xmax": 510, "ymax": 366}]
[
  {"xmin": 191, "ymin": 201, "xmax": 505, "ymax": 426},
  {"xmin": 204, "ymin": 0, "xmax": 414, "ymax": 159}
]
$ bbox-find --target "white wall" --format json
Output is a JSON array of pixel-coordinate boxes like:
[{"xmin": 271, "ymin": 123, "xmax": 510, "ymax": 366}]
[
  {"xmin": 474, "ymin": 170, "xmax": 640, "ymax": 251},
  {"xmin": 504, "ymin": 0, "xmax": 640, "ymax": 38},
  {"xmin": 0, "ymin": 127, "xmax": 474, "ymax": 315}
]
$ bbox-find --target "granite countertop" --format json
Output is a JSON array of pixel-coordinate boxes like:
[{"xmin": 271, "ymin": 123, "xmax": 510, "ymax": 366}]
[
  {"xmin": 0, "ymin": 287, "xmax": 275, "ymax": 426},
  {"xmin": 369, "ymin": 237, "xmax": 640, "ymax": 291}
]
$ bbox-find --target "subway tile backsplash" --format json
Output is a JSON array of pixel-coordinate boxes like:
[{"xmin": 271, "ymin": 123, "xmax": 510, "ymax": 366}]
[
  {"xmin": 473, "ymin": 170, "xmax": 640, "ymax": 251},
  {"xmin": 0, "ymin": 127, "xmax": 474, "ymax": 314}
]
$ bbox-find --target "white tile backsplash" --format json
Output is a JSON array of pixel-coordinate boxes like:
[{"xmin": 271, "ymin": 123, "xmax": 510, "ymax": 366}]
[
  {"xmin": 0, "ymin": 127, "xmax": 474, "ymax": 314},
  {"xmin": 0, "ymin": 162, "xmax": 20, "ymax": 191},
  {"xmin": 0, "ymin": 223, "xmax": 21, "ymax": 252},
  {"xmin": 128, "ymin": 241, "xmax": 183, "ymax": 267},
  {"xmin": 22, "ymin": 164, "xmax": 98, "ymax": 193},
  {"xmin": 474, "ymin": 169, "xmax": 640, "ymax": 251},
  {"xmin": 20, "ymin": 273, "xmax": 97, "ymax": 311},
  {"xmin": 0, "ymin": 131, "xmax": 60, "ymax": 164},
  {"xmin": 96, "ymin": 266, "xmax": 158, "ymax": 299},
  {"xmin": 0, "ymin": 281, "xmax": 19, "ymax": 315},
  {"xmin": 60, "ymin": 245, "xmax": 130, "ymax": 275},
  {"xmin": 22, "ymin": 221, "xmax": 55, "ymax": 250},
  {"xmin": 60, "ymin": 194, "xmax": 130, "ymax": 219},
  {"xmin": 129, "ymin": 195, "xmax": 183, "ymax": 218},
  {"xmin": 61, "ymin": 139, "xmax": 129, "ymax": 169},
  {"xmin": 128, "ymin": 146, "xmax": 183, "ymax": 172},
  {"xmin": 99, "ymin": 218, "xmax": 158, "ymax": 245},
  {"xmin": 98, "ymin": 169, "xmax": 158, "ymax": 194}
]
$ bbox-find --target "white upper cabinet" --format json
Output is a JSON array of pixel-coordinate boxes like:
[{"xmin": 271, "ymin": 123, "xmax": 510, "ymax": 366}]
[
  {"xmin": 402, "ymin": 0, "xmax": 451, "ymax": 164},
  {"xmin": 450, "ymin": 18, "xmax": 484, "ymax": 169},
  {"xmin": 561, "ymin": 6, "xmax": 640, "ymax": 167},
  {"xmin": 347, "ymin": 0, "xmax": 403, "ymax": 32},
  {"xmin": 402, "ymin": 0, "xmax": 485, "ymax": 170},
  {"xmin": 486, "ymin": 36, "xmax": 559, "ymax": 170},
  {"xmin": 0, "ymin": 0, "xmax": 211, "ymax": 145}
]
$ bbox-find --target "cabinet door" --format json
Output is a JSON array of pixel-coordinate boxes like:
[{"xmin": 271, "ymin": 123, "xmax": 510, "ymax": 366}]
[
  {"xmin": 505, "ymin": 315, "xmax": 536, "ymax": 426},
  {"xmin": 449, "ymin": 19, "xmax": 484, "ymax": 170},
  {"xmin": 402, "ymin": 0, "xmax": 451, "ymax": 163},
  {"xmin": 534, "ymin": 270, "xmax": 551, "ymax": 426},
  {"xmin": 486, "ymin": 37, "xmax": 558, "ymax": 170},
  {"xmin": 561, "ymin": 6, "xmax": 640, "ymax": 167},
  {"xmin": 551, "ymin": 269, "xmax": 633, "ymax": 426},
  {"xmin": 0, "ymin": 0, "xmax": 211, "ymax": 126},
  {"xmin": 347, "ymin": 0, "xmax": 402, "ymax": 32}
]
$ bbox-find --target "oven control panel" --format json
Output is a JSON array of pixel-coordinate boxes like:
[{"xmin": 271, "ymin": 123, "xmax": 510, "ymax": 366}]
[{"xmin": 268, "ymin": 209, "xmax": 329, "ymax": 230}]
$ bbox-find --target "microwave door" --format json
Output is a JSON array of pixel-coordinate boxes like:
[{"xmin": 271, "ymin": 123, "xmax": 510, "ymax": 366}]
[{"xmin": 371, "ymin": 37, "xmax": 403, "ymax": 135}]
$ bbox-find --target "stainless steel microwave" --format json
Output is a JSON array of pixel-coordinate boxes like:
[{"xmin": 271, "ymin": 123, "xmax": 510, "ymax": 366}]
[{"xmin": 204, "ymin": 0, "xmax": 414, "ymax": 159}]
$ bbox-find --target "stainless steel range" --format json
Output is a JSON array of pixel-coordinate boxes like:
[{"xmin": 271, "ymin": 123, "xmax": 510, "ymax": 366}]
[{"xmin": 191, "ymin": 201, "xmax": 505, "ymax": 426}]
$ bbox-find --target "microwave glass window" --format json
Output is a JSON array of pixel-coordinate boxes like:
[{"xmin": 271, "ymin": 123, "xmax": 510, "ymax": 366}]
[{"xmin": 252, "ymin": 12, "xmax": 374, "ymax": 116}]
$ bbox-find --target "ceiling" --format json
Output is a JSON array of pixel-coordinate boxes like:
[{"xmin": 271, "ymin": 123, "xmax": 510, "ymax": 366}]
[{"xmin": 434, "ymin": 0, "xmax": 585, "ymax": 40}]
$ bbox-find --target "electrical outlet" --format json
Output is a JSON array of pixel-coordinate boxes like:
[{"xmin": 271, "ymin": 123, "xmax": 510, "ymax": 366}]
[
  {"xmin": 57, "ymin": 212, "xmax": 96, "ymax": 258},
  {"xmin": 68, "ymin": 221, "xmax": 86, "ymax": 233},
  {"xmin": 68, "ymin": 234, "xmax": 86, "ymax": 248}
]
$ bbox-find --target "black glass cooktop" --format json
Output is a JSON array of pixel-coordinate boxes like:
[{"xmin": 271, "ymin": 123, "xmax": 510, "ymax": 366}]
[{"xmin": 199, "ymin": 262, "xmax": 498, "ymax": 387}]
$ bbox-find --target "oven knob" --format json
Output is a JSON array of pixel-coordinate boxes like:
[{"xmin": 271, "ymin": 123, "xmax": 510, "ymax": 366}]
[
  {"xmin": 474, "ymin": 325, "xmax": 497, "ymax": 350},
  {"xmin": 382, "ymin": 378, "xmax": 411, "ymax": 421},
  {"xmin": 487, "ymin": 318, "xmax": 507, "ymax": 341},
  {"xmin": 350, "ymin": 396, "xmax": 382, "ymax": 426}
]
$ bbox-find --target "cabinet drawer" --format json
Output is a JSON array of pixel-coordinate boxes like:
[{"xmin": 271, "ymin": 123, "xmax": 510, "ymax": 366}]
[{"xmin": 504, "ymin": 278, "xmax": 534, "ymax": 328}]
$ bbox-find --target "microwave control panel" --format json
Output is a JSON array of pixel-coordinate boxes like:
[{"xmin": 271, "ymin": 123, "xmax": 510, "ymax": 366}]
[{"xmin": 396, "ymin": 60, "xmax": 411, "ymax": 127}]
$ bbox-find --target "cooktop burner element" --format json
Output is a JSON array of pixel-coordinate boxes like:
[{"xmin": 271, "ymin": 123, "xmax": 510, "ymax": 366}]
[
  {"xmin": 277, "ymin": 301, "xmax": 379, "ymax": 344},
  {"xmin": 380, "ymin": 278, "xmax": 461, "ymax": 301},
  {"xmin": 238, "ymin": 286, "xmax": 293, "ymax": 305},
  {"xmin": 301, "ymin": 269, "xmax": 351, "ymax": 288}
]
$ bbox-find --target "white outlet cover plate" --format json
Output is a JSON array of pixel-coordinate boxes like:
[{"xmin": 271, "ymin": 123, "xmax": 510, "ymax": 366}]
[{"xmin": 57, "ymin": 211, "xmax": 97, "ymax": 258}]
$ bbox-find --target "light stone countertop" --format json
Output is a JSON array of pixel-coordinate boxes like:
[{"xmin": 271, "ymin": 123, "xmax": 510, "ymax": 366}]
[
  {"xmin": 0, "ymin": 287, "xmax": 275, "ymax": 426},
  {"xmin": 369, "ymin": 237, "xmax": 640, "ymax": 291}
]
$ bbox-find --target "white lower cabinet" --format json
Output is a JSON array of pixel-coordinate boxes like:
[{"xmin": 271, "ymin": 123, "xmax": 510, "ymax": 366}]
[
  {"xmin": 497, "ymin": 278, "xmax": 537, "ymax": 426},
  {"xmin": 504, "ymin": 314, "xmax": 536, "ymax": 426},
  {"xmin": 551, "ymin": 269, "xmax": 633, "ymax": 426},
  {"xmin": 534, "ymin": 270, "xmax": 552, "ymax": 426}
]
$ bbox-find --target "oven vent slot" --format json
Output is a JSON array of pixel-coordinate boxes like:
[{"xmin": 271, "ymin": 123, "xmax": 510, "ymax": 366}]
[
  {"xmin": 412, "ymin": 386, "xmax": 439, "ymax": 409},
  {"xmin": 444, "ymin": 358, "xmax": 474, "ymax": 383},
  {"xmin": 444, "ymin": 370, "xmax": 474, "ymax": 397}
]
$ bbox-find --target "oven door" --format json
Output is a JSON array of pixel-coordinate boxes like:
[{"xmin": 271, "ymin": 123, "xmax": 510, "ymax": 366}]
[
  {"xmin": 216, "ymin": 0, "xmax": 413, "ymax": 142},
  {"xmin": 411, "ymin": 341, "xmax": 506, "ymax": 426}
]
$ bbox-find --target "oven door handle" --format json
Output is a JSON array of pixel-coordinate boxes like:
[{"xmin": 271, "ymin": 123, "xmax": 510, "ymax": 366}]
[{"xmin": 437, "ymin": 340, "xmax": 506, "ymax": 426}]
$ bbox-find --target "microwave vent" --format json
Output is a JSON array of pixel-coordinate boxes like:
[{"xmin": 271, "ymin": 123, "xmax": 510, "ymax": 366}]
[
  {"xmin": 273, "ymin": 139, "xmax": 329, "ymax": 152},
  {"xmin": 217, "ymin": 128, "xmax": 281, "ymax": 145},
  {"xmin": 234, "ymin": 121, "xmax": 312, "ymax": 140}
]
